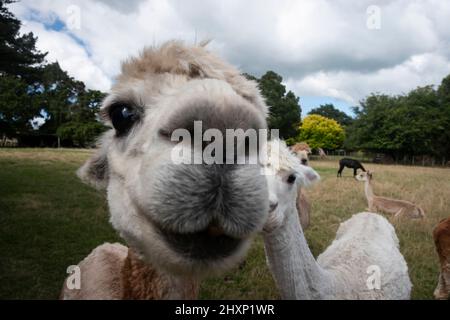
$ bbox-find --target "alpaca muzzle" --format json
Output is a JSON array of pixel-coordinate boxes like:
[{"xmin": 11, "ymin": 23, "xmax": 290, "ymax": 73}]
[{"xmin": 143, "ymin": 162, "xmax": 269, "ymax": 260}]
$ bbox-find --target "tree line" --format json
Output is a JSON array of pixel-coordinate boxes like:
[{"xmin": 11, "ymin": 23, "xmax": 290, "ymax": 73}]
[{"xmin": 251, "ymin": 72, "xmax": 450, "ymax": 163}]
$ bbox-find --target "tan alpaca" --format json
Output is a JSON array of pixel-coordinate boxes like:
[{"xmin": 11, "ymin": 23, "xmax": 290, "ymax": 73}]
[
  {"xmin": 291, "ymin": 142, "xmax": 311, "ymax": 166},
  {"xmin": 355, "ymin": 171, "xmax": 425, "ymax": 219},
  {"xmin": 291, "ymin": 142, "xmax": 311, "ymax": 154},
  {"xmin": 297, "ymin": 189, "xmax": 311, "ymax": 229},
  {"xmin": 433, "ymin": 217, "xmax": 450, "ymax": 300},
  {"xmin": 318, "ymin": 147, "xmax": 327, "ymax": 159}
]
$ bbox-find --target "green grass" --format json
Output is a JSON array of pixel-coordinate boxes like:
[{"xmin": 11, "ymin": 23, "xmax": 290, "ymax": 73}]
[
  {"xmin": 0, "ymin": 149, "xmax": 121, "ymax": 299},
  {"xmin": 0, "ymin": 149, "xmax": 447, "ymax": 299}
]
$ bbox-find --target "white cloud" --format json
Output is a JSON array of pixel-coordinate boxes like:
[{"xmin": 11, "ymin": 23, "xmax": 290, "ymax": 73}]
[
  {"xmin": 10, "ymin": 0, "xmax": 450, "ymax": 105},
  {"xmin": 286, "ymin": 52, "xmax": 450, "ymax": 104},
  {"xmin": 20, "ymin": 21, "xmax": 112, "ymax": 91}
]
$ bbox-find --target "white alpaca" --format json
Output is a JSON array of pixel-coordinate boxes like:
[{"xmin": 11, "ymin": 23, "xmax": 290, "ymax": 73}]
[
  {"xmin": 262, "ymin": 140, "xmax": 412, "ymax": 299},
  {"xmin": 62, "ymin": 41, "xmax": 269, "ymax": 299}
]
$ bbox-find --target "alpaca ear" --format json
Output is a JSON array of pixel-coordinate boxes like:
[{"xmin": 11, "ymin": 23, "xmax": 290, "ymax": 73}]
[
  {"xmin": 297, "ymin": 166, "xmax": 320, "ymax": 188},
  {"xmin": 76, "ymin": 133, "xmax": 111, "ymax": 190}
]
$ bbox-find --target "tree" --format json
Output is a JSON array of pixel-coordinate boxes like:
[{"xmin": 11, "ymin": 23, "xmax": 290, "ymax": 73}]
[
  {"xmin": 345, "ymin": 87, "xmax": 445, "ymax": 159},
  {"xmin": 0, "ymin": 0, "xmax": 47, "ymax": 138},
  {"xmin": 0, "ymin": 74, "xmax": 37, "ymax": 136},
  {"xmin": 0, "ymin": 0, "xmax": 47, "ymax": 82},
  {"xmin": 0, "ymin": 1, "xmax": 106, "ymax": 147},
  {"xmin": 247, "ymin": 71, "xmax": 301, "ymax": 139},
  {"xmin": 37, "ymin": 62, "xmax": 107, "ymax": 145},
  {"xmin": 298, "ymin": 114, "xmax": 345, "ymax": 150},
  {"xmin": 437, "ymin": 75, "xmax": 450, "ymax": 158},
  {"xmin": 57, "ymin": 121, "xmax": 105, "ymax": 147},
  {"xmin": 308, "ymin": 104, "xmax": 353, "ymax": 127}
]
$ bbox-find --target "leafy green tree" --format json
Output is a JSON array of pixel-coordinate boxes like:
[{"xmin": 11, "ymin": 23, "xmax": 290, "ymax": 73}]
[
  {"xmin": 0, "ymin": 0, "xmax": 47, "ymax": 82},
  {"xmin": 0, "ymin": 0, "xmax": 47, "ymax": 138},
  {"xmin": 0, "ymin": 74, "xmax": 38, "ymax": 136},
  {"xmin": 298, "ymin": 114, "xmax": 345, "ymax": 150},
  {"xmin": 57, "ymin": 121, "xmax": 105, "ymax": 147},
  {"xmin": 0, "ymin": 1, "xmax": 106, "ymax": 146},
  {"xmin": 345, "ymin": 87, "xmax": 444, "ymax": 159},
  {"xmin": 436, "ymin": 75, "xmax": 450, "ymax": 158},
  {"xmin": 38, "ymin": 62, "xmax": 107, "ymax": 145},
  {"xmin": 308, "ymin": 104, "xmax": 353, "ymax": 127},
  {"xmin": 250, "ymin": 71, "xmax": 301, "ymax": 139}
]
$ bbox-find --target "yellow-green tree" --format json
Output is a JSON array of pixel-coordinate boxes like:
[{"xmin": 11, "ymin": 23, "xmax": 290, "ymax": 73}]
[{"xmin": 298, "ymin": 114, "xmax": 345, "ymax": 150}]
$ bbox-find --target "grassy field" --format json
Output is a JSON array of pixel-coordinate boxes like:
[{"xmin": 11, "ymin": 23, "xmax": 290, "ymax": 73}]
[{"xmin": 0, "ymin": 148, "xmax": 448, "ymax": 299}]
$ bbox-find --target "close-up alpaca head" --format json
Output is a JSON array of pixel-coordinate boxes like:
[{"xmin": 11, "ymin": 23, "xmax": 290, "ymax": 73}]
[
  {"xmin": 77, "ymin": 41, "xmax": 269, "ymax": 277},
  {"xmin": 263, "ymin": 140, "xmax": 320, "ymax": 231}
]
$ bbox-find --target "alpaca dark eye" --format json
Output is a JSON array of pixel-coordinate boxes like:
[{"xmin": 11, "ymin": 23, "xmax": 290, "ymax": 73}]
[
  {"xmin": 109, "ymin": 104, "xmax": 138, "ymax": 136},
  {"xmin": 287, "ymin": 174, "xmax": 296, "ymax": 184}
]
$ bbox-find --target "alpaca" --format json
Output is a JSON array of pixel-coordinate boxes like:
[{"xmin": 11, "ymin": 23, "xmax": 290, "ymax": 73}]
[
  {"xmin": 433, "ymin": 217, "xmax": 450, "ymax": 299},
  {"xmin": 263, "ymin": 140, "xmax": 411, "ymax": 299},
  {"xmin": 291, "ymin": 142, "xmax": 311, "ymax": 166},
  {"xmin": 62, "ymin": 41, "xmax": 270, "ymax": 299},
  {"xmin": 318, "ymin": 147, "xmax": 327, "ymax": 159},
  {"xmin": 355, "ymin": 171, "xmax": 425, "ymax": 219},
  {"xmin": 296, "ymin": 150, "xmax": 309, "ymax": 165},
  {"xmin": 337, "ymin": 158, "xmax": 366, "ymax": 177}
]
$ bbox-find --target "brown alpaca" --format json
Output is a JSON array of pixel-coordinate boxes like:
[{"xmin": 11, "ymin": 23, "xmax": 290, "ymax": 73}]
[
  {"xmin": 433, "ymin": 217, "xmax": 450, "ymax": 300},
  {"xmin": 61, "ymin": 243, "xmax": 198, "ymax": 299},
  {"xmin": 297, "ymin": 189, "xmax": 311, "ymax": 229},
  {"xmin": 355, "ymin": 171, "xmax": 425, "ymax": 219}
]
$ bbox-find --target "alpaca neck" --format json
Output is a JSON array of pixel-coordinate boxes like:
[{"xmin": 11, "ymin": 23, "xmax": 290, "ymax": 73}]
[
  {"xmin": 263, "ymin": 203, "xmax": 335, "ymax": 299},
  {"xmin": 122, "ymin": 248, "xmax": 199, "ymax": 300},
  {"xmin": 364, "ymin": 179, "xmax": 375, "ymax": 200}
]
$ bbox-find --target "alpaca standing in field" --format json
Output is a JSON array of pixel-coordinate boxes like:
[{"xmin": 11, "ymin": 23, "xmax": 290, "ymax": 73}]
[
  {"xmin": 318, "ymin": 147, "xmax": 327, "ymax": 159},
  {"xmin": 263, "ymin": 140, "xmax": 412, "ymax": 299},
  {"xmin": 337, "ymin": 158, "xmax": 366, "ymax": 177},
  {"xmin": 61, "ymin": 41, "xmax": 270, "ymax": 299},
  {"xmin": 433, "ymin": 217, "xmax": 450, "ymax": 299},
  {"xmin": 355, "ymin": 171, "xmax": 425, "ymax": 219}
]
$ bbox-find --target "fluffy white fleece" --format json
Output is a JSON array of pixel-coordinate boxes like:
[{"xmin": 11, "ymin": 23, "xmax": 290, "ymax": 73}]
[{"xmin": 263, "ymin": 140, "xmax": 412, "ymax": 299}]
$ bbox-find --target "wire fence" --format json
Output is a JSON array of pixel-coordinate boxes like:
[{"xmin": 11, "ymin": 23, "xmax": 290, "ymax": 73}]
[{"xmin": 310, "ymin": 150, "xmax": 449, "ymax": 168}]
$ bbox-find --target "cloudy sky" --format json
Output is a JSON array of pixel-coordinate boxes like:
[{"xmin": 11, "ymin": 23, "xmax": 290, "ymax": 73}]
[{"xmin": 10, "ymin": 0, "xmax": 450, "ymax": 115}]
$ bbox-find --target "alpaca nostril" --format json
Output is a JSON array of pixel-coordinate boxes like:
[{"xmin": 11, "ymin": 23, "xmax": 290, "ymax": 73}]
[
  {"xmin": 160, "ymin": 100, "xmax": 265, "ymax": 160},
  {"xmin": 301, "ymin": 159, "xmax": 308, "ymax": 165},
  {"xmin": 269, "ymin": 202, "xmax": 278, "ymax": 212}
]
